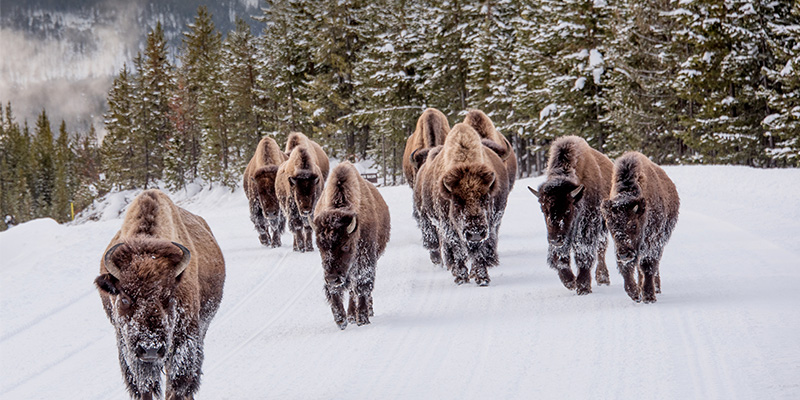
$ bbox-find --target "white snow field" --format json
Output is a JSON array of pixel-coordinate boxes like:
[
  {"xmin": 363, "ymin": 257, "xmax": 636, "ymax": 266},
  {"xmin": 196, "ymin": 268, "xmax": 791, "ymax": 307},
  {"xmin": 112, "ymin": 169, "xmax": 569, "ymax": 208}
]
[{"xmin": 1, "ymin": 165, "xmax": 799, "ymax": 399}]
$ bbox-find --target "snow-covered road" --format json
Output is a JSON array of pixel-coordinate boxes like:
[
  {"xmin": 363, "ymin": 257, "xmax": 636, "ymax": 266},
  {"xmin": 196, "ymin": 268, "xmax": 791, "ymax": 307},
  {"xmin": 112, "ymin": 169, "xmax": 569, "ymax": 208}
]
[{"xmin": 1, "ymin": 166, "xmax": 798, "ymax": 399}]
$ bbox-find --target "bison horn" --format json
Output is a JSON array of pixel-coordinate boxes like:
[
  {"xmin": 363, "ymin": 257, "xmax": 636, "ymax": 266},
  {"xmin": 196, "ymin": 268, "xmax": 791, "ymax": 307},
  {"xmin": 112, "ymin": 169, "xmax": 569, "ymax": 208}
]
[
  {"xmin": 527, "ymin": 186, "xmax": 539, "ymax": 198},
  {"xmin": 632, "ymin": 204, "xmax": 638, "ymax": 213},
  {"xmin": 346, "ymin": 216, "xmax": 357, "ymax": 234},
  {"xmin": 103, "ymin": 243, "xmax": 125, "ymax": 278},
  {"xmin": 171, "ymin": 242, "xmax": 192, "ymax": 277},
  {"xmin": 570, "ymin": 185, "xmax": 585, "ymax": 198}
]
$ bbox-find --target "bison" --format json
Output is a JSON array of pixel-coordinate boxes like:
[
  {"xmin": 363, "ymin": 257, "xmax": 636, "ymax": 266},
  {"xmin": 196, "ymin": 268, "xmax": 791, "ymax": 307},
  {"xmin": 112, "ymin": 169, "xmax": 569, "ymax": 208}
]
[
  {"xmin": 94, "ymin": 189, "xmax": 225, "ymax": 400},
  {"xmin": 276, "ymin": 132, "xmax": 329, "ymax": 252},
  {"xmin": 243, "ymin": 136, "xmax": 289, "ymax": 247},
  {"xmin": 462, "ymin": 109, "xmax": 517, "ymax": 190},
  {"xmin": 414, "ymin": 123, "xmax": 510, "ymax": 286},
  {"xmin": 528, "ymin": 136, "xmax": 613, "ymax": 295},
  {"xmin": 313, "ymin": 161, "xmax": 391, "ymax": 329},
  {"xmin": 402, "ymin": 108, "xmax": 450, "ymax": 187},
  {"xmin": 601, "ymin": 151, "xmax": 679, "ymax": 303}
]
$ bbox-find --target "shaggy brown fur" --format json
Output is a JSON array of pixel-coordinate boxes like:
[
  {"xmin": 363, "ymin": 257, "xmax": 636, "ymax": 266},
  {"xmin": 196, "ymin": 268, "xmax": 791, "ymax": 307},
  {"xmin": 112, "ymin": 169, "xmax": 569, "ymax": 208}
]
[
  {"xmin": 414, "ymin": 123, "xmax": 510, "ymax": 286},
  {"xmin": 402, "ymin": 108, "xmax": 450, "ymax": 187},
  {"xmin": 463, "ymin": 109, "xmax": 517, "ymax": 190},
  {"xmin": 276, "ymin": 133, "xmax": 329, "ymax": 252},
  {"xmin": 285, "ymin": 131, "xmax": 330, "ymax": 179},
  {"xmin": 528, "ymin": 136, "xmax": 613, "ymax": 295},
  {"xmin": 94, "ymin": 189, "xmax": 225, "ymax": 400},
  {"xmin": 601, "ymin": 152, "xmax": 679, "ymax": 303},
  {"xmin": 313, "ymin": 162, "xmax": 391, "ymax": 329},
  {"xmin": 243, "ymin": 136, "xmax": 289, "ymax": 247}
]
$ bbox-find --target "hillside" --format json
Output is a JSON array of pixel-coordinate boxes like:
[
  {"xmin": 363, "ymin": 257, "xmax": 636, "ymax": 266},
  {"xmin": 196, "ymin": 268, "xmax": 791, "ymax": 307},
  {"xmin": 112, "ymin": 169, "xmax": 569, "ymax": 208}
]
[{"xmin": 1, "ymin": 165, "xmax": 799, "ymax": 399}]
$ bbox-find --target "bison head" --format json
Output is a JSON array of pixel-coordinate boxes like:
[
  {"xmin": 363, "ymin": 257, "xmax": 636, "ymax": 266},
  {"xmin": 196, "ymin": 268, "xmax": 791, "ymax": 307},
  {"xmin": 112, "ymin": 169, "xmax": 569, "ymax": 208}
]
[
  {"xmin": 289, "ymin": 169, "xmax": 321, "ymax": 216},
  {"xmin": 94, "ymin": 239, "xmax": 191, "ymax": 365},
  {"xmin": 601, "ymin": 196, "xmax": 646, "ymax": 263},
  {"xmin": 442, "ymin": 164, "xmax": 496, "ymax": 244},
  {"xmin": 313, "ymin": 210, "xmax": 359, "ymax": 287},
  {"xmin": 528, "ymin": 179, "xmax": 585, "ymax": 248},
  {"xmin": 252, "ymin": 166, "xmax": 281, "ymax": 220}
]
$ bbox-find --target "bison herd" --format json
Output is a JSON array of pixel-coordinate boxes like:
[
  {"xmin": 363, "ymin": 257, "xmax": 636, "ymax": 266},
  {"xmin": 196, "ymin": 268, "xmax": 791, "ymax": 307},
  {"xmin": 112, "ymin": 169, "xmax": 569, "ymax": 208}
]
[{"xmin": 95, "ymin": 108, "xmax": 679, "ymax": 399}]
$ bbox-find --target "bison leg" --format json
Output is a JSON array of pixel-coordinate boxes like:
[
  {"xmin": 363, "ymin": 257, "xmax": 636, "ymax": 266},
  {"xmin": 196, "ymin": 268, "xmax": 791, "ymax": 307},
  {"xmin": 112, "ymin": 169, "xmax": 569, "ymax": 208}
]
[
  {"xmin": 619, "ymin": 260, "xmax": 642, "ymax": 302},
  {"xmin": 595, "ymin": 233, "xmax": 611, "ymax": 286},
  {"xmin": 325, "ymin": 284, "xmax": 347, "ymax": 329},
  {"xmin": 417, "ymin": 212, "xmax": 442, "ymax": 266},
  {"xmin": 347, "ymin": 288, "xmax": 357, "ymax": 324},
  {"xmin": 469, "ymin": 236, "xmax": 498, "ymax": 286},
  {"xmin": 640, "ymin": 257, "xmax": 659, "ymax": 303},
  {"xmin": 250, "ymin": 199, "xmax": 271, "ymax": 246},
  {"xmin": 292, "ymin": 229, "xmax": 304, "ymax": 252},
  {"xmin": 269, "ymin": 215, "xmax": 284, "ymax": 248},
  {"xmin": 355, "ymin": 278, "xmax": 375, "ymax": 326},
  {"xmin": 574, "ymin": 250, "xmax": 597, "ymax": 295},
  {"xmin": 303, "ymin": 225, "xmax": 314, "ymax": 252},
  {"xmin": 548, "ymin": 245, "xmax": 575, "ymax": 290},
  {"xmin": 442, "ymin": 237, "xmax": 469, "ymax": 285},
  {"xmin": 368, "ymin": 294, "xmax": 374, "ymax": 317},
  {"xmin": 655, "ymin": 273, "xmax": 662, "ymax": 294}
]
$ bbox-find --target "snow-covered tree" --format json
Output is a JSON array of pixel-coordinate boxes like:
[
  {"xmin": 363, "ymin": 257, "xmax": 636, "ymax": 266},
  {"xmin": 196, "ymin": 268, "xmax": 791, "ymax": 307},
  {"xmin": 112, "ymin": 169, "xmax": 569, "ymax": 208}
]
[{"xmin": 102, "ymin": 64, "xmax": 137, "ymax": 190}]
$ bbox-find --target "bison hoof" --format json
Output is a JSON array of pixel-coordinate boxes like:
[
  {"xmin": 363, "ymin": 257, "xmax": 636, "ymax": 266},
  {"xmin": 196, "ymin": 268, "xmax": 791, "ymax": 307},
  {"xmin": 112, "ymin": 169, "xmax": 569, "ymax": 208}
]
[
  {"xmin": 347, "ymin": 313, "xmax": 356, "ymax": 324},
  {"xmin": 475, "ymin": 278, "xmax": 490, "ymax": 287},
  {"xmin": 335, "ymin": 319, "xmax": 347, "ymax": 330},
  {"xmin": 356, "ymin": 315, "xmax": 370, "ymax": 326},
  {"xmin": 626, "ymin": 287, "xmax": 642, "ymax": 303},
  {"xmin": 454, "ymin": 276, "xmax": 469, "ymax": 285},
  {"xmin": 562, "ymin": 279, "xmax": 576, "ymax": 290},
  {"xmin": 576, "ymin": 286, "xmax": 592, "ymax": 295},
  {"xmin": 430, "ymin": 250, "xmax": 442, "ymax": 266},
  {"xmin": 642, "ymin": 292, "xmax": 657, "ymax": 303},
  {"xmin": 596, "ymin": 274, "xmax": 610, "ymax": 286},
  {"xmin": 259, "ymin": 234, "xmax": 271, "ymax": 246}
]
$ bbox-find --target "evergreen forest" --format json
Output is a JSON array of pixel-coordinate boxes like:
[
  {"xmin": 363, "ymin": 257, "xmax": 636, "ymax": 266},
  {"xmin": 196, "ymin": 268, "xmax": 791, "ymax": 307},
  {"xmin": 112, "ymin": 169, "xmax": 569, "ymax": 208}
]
[{"xmin": 2, "ymin": 0, "xmax": 799, "ymax": 231}]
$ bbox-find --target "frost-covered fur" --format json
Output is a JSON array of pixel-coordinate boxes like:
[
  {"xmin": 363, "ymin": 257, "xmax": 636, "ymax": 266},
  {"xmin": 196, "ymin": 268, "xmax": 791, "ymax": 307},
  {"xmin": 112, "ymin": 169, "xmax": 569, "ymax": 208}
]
[
  {"xmin": 529, "ymin": 136, "xmax": 613, "ymax": 295},
  {"xmin": 463, "ymin": 109, "xmax": 517, "ymax": 190},
  {"xmin": 402, "ymin": 108, "xmax": 450, "ymax": 187},
  {"xmin": 276, "ymin": 132, "xmax": 329, "ymax": 252},
  {"xmin": 94, "ymin": 190, "xmax": 225, "ymax": 400},
  {"xmin": 414, "ymin": 123, "xmax": 510, "ymax": 286},
  {"xmin": 313, "ymin": 162, "xmax": 391, "ymax": 329},
  {"xmin": 601, "ymin": 152, "xmax": 679, "ymax": 303},
  {"xmin": 243, "ymin": 136, "xmax": 288, "ymax": 247}
]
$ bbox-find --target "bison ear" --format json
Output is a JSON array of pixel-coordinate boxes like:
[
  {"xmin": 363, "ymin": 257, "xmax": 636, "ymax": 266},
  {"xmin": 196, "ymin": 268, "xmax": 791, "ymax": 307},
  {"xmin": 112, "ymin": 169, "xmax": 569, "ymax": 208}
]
[
  {"xmin": 527, "ymin": 186, "xmax": 540, "ymax": 198},
  {"xmin": 95, "ymin": 273, "xmax": 119, "ymax": 295},
  {"xmin": 570, "ymin": 184, "xmax": 585, "ymax": 202}
]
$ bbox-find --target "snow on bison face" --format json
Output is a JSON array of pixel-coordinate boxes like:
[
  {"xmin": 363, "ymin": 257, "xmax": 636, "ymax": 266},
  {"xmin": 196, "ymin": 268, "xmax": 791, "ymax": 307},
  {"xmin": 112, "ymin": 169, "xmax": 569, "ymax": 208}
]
[
  {"xmin": 95, "ymin": 240, "xmax": 190, "ymax": 365},
  {"xmin": 602, "ymin": 197, "xmax": 646, "ymax": 263},
  {"xmin": 442, "ymin": 165, "xmax": 496, "ymax": 245},
  {"xmin": 529, "ymin": 179, "xmax": 585, "ymax": 248}
]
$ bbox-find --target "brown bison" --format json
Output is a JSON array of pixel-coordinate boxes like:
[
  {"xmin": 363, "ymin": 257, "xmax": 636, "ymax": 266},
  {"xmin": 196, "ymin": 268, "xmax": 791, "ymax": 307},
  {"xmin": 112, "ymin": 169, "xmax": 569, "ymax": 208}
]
[
  {"xmin": 94, "ymin": 189, "xmax": 225, "ymax": 400},
  {"xmin": 601, "ymin": 151, "xmax": 679, "ymax": 303},
  {"xmin": 463, "ymin": 109, "xmax": 517, "ymax": 190},
  {"xmin": 402, "ymin": 108, "xmax": 450, "ymax": 187},
  {"xmin": 528, "ymin": 136, "xmax": 613, "ymax": 295},
  {"xmin": 276, "ymin": 132, "xmax": 329, "ymax": 252},
  {"xmin": 414, "ymin": 123, "xmax": 510, "ymax": 286},
  {"xmin": 313, "ymin": 161, "xmax": 391, "ymax": 329},
  {"xmin": 243, "ymin": 136, "xmax": 289, "ymax": 247}
]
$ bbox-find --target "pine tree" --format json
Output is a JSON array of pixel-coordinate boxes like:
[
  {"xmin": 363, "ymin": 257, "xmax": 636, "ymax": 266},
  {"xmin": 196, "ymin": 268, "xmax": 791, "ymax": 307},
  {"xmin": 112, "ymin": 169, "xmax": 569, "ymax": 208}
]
[
  {"xmin": 102, "ymin": 64, "xmax": 137, "ymax": 189},
  {"xmin": 165, "ymin": 76, "xmax": 197, "ymax": 190},
  {"xmin": 51, "ymin": 120, "xmax": 73, "ymax": 223},
  {"xmin": 31, "ymin": 110, "xmax": 56, "ymax": 219},
  {"xmin": 73, "ymin": 125, "xmax": 103, "ymax": 212},
  {"xmin": 223, "ymin": 17, "xmax": 263, "ymax": 172}
]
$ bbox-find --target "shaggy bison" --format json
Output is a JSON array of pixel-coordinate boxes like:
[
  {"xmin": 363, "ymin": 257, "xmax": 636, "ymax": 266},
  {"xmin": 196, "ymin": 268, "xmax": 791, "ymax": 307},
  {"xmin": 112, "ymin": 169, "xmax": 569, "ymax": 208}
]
[
  {"xmin": 276, "ymin": 132, "xmax": 329, "ymax": 252},
  {"xmin": 94, "ymin": 189, "xmax": 225, "ymax": 400},
  {"xmin": 402, "ymin": 108, "xmax": 450, "ymax": 187},
  {"xmin": 313, "ymin": 162, "xmax": 391, "ymax": 329},
  {"xmin": 414, "ymin": 123, "xmax": 510, "ymax": 286},
  {"xmin": 601, "ymin": 151, "xmax": 679, "ymax": 303},
  {"xmin": 463, "ymin": 109, "xmax": 517, "ymax": 190},
  {"xmin": 243, "ymin": 136, "xmax": 289, "ymax": 247},
  {"xmin": 528, "ymin": 136, "xmax": 613, "ymax": 295}
]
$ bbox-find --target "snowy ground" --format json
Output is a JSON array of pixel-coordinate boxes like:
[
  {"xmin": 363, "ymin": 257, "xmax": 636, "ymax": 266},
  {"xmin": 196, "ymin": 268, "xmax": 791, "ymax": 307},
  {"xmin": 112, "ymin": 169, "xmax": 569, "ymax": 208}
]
[{"xmin": 1, "ymin": 165, "xmax": 799, "ymax": 399}]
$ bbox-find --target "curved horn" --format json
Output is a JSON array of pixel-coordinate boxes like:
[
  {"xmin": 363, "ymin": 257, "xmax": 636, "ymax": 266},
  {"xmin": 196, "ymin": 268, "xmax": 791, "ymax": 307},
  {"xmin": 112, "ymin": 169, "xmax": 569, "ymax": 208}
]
[
  {"xmin": 346, "ymin": 215, "xmax": 357, "ymax": 234},
  {"xmin": 171, "ymin": 242, "xmax": 192, "ymax": 277},
  {"xmin": 501, "ymin": 136, "xmax": 513, "ymax": 160},
  {"xmin": 103, "ymin": 243, "xmax": 125, "ymax": 278},
  {"xmin": 570, "ymin": 184, "xmax": 585, "ymax": 198},
  {"xmin": 527, "ymin": 186, "xmax": 539, "ymax": 198}
]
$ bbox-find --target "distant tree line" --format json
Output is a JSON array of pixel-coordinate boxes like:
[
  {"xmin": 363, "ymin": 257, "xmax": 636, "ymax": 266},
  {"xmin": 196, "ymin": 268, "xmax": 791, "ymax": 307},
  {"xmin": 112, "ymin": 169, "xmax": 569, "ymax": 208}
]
[{"xmin": 2, "ymin": 0, "xmax": 799, "ymax": 230}]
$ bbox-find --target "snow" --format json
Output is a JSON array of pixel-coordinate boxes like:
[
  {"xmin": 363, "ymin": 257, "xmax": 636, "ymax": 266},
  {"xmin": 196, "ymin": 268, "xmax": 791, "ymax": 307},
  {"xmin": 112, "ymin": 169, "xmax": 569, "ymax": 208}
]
[
  {"xmin": 573, "ymin": 76, "xmax": 586, "ymax": 91},
  {"xmin": 2, "ymin": 166, "xmax": 800, "ymax": 399},
  {"xmin": 540, "ymin": 103, "xmax": 558, "ymax": 120},
  {"xmin": 781, "ymin": 59, "xmax": 794, "ymax": 76}
]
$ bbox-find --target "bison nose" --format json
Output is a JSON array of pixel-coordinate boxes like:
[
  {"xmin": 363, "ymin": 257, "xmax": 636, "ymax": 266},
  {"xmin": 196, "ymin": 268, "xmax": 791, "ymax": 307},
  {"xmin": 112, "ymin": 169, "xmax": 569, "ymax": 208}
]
[
  {"xmin": 618, "ymin": 252, "xmax": 635, "ymax": 262},
  {"xmin": 301, "ymin": 210, "xmax": 311, "ymax": 216},
  {"xmin": 266, "ymin": 210, "xmax": 279, "ymax": 218},
  {"xmin": 465, "ymin": 229, "xmax": 487, "ymax": 243},
  {"xmin": 325, "ymin": 275, "xmax": 344, "ymax": 287},
  {"xmin": 135, "ymin": 344, "xmax": 166, "ymax": 363}
]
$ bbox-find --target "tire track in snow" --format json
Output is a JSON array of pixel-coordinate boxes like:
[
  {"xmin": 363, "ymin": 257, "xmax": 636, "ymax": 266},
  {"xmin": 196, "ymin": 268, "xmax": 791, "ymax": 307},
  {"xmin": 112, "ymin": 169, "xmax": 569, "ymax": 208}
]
[{"xmin": 0, "ymin": 288, "xmax": 96, "ymax": 343}]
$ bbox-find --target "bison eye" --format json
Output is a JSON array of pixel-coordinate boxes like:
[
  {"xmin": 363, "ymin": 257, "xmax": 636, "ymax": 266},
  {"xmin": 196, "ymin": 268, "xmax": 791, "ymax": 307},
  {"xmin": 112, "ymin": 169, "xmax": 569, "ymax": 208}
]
[
  {"xmin": 119, "ymin": 296, "xmax": 131, "ymax": 308},
  {"xmin": 342, "ymin": 245, "xmax": 351, "ymax": 252}
]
